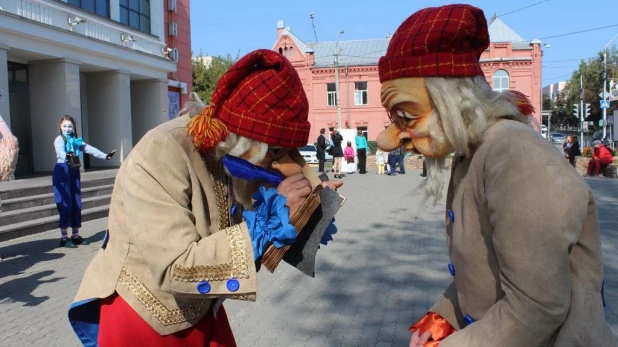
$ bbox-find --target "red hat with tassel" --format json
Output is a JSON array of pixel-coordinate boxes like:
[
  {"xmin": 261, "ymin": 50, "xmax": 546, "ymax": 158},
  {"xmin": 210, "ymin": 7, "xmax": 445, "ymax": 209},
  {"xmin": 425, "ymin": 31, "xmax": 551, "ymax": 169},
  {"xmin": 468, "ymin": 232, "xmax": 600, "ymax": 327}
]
[{"xmin": 188, "ymin": 49, "xmax": 310, "ymax": 153}]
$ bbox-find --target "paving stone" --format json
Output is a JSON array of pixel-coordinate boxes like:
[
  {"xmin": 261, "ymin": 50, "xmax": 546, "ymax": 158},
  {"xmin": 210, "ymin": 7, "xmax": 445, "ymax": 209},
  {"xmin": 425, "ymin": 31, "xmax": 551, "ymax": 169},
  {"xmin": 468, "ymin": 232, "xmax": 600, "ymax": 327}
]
[{"xmin": 0, "ymin": 171, "xmax": 616, "ymax": 346}]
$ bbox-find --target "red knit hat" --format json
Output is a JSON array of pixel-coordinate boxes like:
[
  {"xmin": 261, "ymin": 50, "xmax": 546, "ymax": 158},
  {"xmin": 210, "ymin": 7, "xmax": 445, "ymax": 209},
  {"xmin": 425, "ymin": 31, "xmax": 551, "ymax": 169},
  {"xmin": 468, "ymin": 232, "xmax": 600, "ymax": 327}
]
[
  {"xmin": 188, "ymin": 49, "xmax": 310, "ymax": 152},
  {"xmin": 379, "ymin": 4, "xmax": 489, "ymax": 83}
]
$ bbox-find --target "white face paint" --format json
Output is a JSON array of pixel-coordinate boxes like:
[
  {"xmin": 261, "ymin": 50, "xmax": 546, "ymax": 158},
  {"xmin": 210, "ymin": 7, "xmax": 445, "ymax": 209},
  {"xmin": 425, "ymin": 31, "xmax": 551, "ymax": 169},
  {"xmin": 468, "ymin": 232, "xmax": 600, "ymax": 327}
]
[{"xmin": 61, "ymin": 120, "xmax": 74, "ymax": 136}]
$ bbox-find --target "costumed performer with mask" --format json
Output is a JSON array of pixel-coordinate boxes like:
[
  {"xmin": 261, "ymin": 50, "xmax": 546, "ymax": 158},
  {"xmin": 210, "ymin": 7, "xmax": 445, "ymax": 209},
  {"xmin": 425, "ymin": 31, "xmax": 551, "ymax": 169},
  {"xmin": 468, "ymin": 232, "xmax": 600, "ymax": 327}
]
[
  {"xmin": 68, "ymin": 49, "xmax": 342, "ymax": 347},
  {"xmin": 375, "ymin": 4, "xmax": 616, "ymax": 346}
]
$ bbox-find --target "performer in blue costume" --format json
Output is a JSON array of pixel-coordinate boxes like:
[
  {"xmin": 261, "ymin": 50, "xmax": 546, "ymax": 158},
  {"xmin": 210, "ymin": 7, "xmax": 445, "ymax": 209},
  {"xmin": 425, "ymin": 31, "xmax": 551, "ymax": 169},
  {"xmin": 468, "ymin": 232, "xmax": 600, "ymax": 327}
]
[{"xmin": 53, "ymin": 115, "xmax": 115, "ymax": 248}]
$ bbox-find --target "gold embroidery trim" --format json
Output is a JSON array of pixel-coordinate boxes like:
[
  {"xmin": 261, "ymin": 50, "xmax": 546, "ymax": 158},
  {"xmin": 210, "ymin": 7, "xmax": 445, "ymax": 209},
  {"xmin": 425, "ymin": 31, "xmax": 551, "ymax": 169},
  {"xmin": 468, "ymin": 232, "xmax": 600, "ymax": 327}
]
[
  {"xmin": 231, "ymin": 294, "xmax": 251, "ymax": 301},
  {"xmin": 118, "ymin": 267, "xmax": 207, "ymax": 326},
  {"xmin": 203, "ymin": 154, "xmax": 230, "ymax": 230},
  {"xmin": 172, "ymin": 224, "xmax": 249, "ymax": 282}
]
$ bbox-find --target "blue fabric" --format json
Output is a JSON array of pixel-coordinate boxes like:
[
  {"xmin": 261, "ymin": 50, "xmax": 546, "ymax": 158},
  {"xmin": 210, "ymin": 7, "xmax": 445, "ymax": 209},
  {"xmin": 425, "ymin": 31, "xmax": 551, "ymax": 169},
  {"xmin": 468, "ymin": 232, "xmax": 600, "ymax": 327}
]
[
  {"xmin": 320, "ymin": 219, "xmax": 338, "ymax": 245},
  {"xmin": 222, "ymin": 154, "xmax": 284, "ymax": 186},
  {"xmin": 52, "ymin": 163, "xmax": 82, "ymax": 228},
  {"xmin": 355, "ymin": 135, "xmax": 368, "ymax": 149},
  {"xmin": 242, "ymin": 187, "xmax": 297, "ymax": 261},
  {"xmin": 68, "ymin": 298, "xmax": 100, "ymax": 347},
  {"xmin": 65, "ymin": 135, "xmax": 85, "ymax": 157}
]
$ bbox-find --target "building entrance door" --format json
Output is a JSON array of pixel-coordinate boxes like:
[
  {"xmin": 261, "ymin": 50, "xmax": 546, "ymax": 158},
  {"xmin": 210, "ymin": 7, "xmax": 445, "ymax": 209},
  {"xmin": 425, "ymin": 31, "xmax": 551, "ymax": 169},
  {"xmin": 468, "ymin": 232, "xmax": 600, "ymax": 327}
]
[{"xmin": 8, "ymin": 62, "xmax": 33, "ymax": 178}]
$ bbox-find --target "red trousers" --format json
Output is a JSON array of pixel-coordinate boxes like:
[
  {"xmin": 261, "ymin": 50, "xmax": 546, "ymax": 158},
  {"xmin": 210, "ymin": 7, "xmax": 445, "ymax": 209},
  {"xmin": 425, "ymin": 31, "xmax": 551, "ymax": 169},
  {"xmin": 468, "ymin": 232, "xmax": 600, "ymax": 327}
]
[
  {"xmin": 587, "ymin": 157, "xmax": 612, "ymax": 175},
  {"xmin": 99, "ymin": 294, "xmax": 236, "ymax": 347}
]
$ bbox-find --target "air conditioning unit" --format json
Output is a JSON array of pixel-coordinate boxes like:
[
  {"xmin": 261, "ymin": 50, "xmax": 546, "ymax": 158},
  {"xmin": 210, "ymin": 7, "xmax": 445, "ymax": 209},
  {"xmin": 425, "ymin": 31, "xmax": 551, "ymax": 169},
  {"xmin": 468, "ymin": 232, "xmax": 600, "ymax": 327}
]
[
  {"xmin": 168, "ymin": 0, "xmax": 178, "ymax": 12},
  {"xmin": 169, "ymin": 22, "xmax": 178, "ymax": 37},
  {"xmin": 169, "ymin": 48, "xmax": 179, "ymax": 62}
]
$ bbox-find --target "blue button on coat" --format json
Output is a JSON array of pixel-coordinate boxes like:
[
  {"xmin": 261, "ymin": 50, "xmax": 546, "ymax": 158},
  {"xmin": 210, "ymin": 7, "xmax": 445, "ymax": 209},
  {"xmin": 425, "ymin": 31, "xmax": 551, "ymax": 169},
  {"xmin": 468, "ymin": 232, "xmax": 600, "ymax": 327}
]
[
  {"xmin": 448, "ymin": 263, "xmax": 456, "ymax": 276},
  {"xmin": 227, "ymin": 278, "xmax": 240, "ymax": 292},
  {"xmin": 197, "ymin": 281, "xmax": 211, "ymax": 294}
]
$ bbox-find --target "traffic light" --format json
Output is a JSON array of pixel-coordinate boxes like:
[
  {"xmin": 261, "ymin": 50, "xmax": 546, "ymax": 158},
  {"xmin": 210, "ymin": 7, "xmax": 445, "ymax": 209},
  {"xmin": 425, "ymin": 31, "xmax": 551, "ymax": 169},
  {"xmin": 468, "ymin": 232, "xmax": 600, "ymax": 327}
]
[
  {"xmin": 573, "ymin": 104, "xmax": 579, "ymax": 118},
  {"xmin": 584, "ymin": 103, "xmax": 591, "ymax": 119}
]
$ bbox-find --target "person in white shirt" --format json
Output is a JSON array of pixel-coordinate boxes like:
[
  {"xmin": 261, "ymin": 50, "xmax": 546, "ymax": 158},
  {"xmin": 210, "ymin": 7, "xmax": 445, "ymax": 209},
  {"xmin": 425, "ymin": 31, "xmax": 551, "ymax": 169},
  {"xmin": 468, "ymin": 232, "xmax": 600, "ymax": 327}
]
[{"xmin": 53, "ymin": 115, "xmax": 115, "ymax": 248}]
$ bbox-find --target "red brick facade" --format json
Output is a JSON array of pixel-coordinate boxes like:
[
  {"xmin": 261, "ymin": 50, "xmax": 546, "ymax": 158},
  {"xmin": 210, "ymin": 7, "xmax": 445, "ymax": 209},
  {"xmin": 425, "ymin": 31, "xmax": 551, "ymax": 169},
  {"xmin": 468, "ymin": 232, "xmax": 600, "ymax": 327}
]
[{"xmin": 164, "ymin": 0, "xmax": 192, "ymax": 107}]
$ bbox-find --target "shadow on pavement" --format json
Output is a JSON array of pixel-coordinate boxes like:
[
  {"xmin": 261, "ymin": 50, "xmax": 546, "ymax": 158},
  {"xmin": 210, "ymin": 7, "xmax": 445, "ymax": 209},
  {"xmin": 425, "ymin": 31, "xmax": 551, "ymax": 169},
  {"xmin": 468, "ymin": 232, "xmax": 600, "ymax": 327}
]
[{"xmin": 0, "ymin": 230, "xmax": 105, "ymax": 307}]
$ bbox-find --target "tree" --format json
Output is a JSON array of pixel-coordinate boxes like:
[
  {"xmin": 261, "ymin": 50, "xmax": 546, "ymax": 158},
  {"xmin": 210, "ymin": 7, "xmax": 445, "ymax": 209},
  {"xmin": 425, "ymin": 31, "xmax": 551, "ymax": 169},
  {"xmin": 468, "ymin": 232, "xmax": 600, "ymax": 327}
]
[
  {"xmin": 192, "ymin": 52, "xmax": 238, "ymax": 104},
  {"xmin": 563, "ymin": 47, "xmax": 618, "ymax": 132}
]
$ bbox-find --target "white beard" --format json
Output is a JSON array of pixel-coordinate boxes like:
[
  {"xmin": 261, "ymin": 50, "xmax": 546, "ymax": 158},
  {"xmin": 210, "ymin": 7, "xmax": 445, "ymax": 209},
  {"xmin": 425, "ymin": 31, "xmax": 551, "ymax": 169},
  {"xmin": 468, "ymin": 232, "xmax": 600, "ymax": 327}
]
[{"xmin": 422, "ymin": 157, "xmax": 446, "ymax": 206}]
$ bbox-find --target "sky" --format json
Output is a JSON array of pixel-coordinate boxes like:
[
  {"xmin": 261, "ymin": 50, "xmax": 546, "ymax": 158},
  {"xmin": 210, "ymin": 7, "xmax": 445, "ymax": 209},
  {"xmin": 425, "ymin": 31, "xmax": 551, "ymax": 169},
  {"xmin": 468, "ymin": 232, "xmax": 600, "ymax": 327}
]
[{"xmin": 190, "ymin": 0, "xmax": 618, "ymax": 87}]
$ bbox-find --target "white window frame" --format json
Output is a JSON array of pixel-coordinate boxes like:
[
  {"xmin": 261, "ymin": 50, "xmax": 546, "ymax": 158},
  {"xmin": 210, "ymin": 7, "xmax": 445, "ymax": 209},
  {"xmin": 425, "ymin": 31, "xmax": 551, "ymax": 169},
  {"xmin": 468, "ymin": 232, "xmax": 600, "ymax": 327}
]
[
  {"xmin": 327, "ymin": 83, "xmax": 337, "ymax": 107},
  {"xmin": 492, "ymin": 69, "xmax": 510, "ymax": 92},
  {"xmin": 354, "ymin": 81, "xmax": 368, "ymax": 105}
]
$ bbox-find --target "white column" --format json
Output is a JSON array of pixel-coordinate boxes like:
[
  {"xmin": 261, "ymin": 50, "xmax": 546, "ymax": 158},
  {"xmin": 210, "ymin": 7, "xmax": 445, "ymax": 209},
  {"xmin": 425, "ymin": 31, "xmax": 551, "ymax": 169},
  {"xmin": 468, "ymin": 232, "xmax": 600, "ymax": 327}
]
[
  {"xmin": 0, "ymin": 43, "xmax": 11, "ymax": 129},
  {"xmin": 110, "ymin": 0, "xmax": 120, "ymax": 21},
  {"xmin": 130, "ymin": 78, "xmax": 168, "ymax": 146},
  {"xmin": 86, "ymin": 70, "xmax": 132, "ymax": 167},
  {"xmin": 29, "ymin": 58, "xmax": 82, "ymax": 172},
  {"xmin": 151, "ymin": 0, "xmax": 165, "ymax": 41}
]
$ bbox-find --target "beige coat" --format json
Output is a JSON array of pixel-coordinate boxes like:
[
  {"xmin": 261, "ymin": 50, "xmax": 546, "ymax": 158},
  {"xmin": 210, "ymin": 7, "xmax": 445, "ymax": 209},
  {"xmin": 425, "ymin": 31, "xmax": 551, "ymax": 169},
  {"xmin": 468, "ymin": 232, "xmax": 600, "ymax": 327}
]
[
  {"xmin": 72, "ymin": 115, "xmax": 257, "ymax": 335},
  {"xmin": 431, "ymin": 120, "xmax": 616, "ymax": 346}
]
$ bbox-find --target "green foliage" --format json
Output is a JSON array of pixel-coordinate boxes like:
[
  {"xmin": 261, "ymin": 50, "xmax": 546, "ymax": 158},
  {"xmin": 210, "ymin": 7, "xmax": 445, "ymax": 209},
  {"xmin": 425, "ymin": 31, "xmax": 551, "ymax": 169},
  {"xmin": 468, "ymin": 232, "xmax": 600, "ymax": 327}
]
[
  {"xmin": 192, "ymin": 52, "xmax": 238, "ymax": 105},
  {"xmin": 563, "ymin": 47, "xmax": 618, "ymax": 129},
  {"xmin": 367, "ymin": 141, "xmax": 377, "ymax": 155}
]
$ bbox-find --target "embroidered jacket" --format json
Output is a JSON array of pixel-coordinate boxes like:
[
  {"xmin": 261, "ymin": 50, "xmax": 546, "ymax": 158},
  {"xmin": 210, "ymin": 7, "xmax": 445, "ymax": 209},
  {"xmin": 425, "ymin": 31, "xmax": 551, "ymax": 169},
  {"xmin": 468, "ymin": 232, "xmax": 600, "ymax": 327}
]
[{"xmin": 69, "ymin": 115, "xmax": 257, "ymax": 343}]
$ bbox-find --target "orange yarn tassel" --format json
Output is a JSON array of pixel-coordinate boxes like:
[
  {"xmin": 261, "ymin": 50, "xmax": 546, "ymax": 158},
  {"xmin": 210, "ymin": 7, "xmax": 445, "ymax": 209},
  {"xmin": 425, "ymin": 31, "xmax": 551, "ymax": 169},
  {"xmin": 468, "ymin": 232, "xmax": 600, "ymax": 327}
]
[
  {"xmin": 187, "ymin": 105, "xmax": 228, "ymax": 152},
  {"xmin": 509, "ymin": 90, "xmax": 535, "ymax": 116}
]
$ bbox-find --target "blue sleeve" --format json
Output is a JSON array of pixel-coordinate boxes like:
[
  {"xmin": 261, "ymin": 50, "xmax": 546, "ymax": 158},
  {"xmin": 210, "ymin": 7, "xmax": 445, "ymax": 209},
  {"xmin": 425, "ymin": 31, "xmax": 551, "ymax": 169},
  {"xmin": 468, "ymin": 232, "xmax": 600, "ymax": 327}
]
[
  {"xmin": 81, "ymin": 143, "xmax": 107, "ymax": 160},
  {"xmin": 55, "ymin": 136, "xmax": 67, "ymax": 163}
]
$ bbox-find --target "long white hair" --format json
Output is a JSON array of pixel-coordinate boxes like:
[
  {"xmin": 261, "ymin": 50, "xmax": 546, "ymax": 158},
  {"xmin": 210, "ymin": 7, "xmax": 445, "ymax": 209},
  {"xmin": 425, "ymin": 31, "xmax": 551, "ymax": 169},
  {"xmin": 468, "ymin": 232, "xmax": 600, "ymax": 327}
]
[
  {"xmin": 421, "ymin": 76, "xmax": 533, "ymax": 204},
  {"xmin": 180, "ymin": 92, "xmax": 268, "ymax": 209}
]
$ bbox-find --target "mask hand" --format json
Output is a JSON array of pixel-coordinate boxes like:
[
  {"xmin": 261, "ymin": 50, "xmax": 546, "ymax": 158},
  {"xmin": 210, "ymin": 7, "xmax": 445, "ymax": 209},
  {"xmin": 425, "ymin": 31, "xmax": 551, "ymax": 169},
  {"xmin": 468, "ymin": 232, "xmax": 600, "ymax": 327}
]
[
  {"xmin": 276, "ymin": 173, "xmax": 312, "ymax": 219},
  {"xmin": 322, "ymin": 179, "xmax": 343, "ymax": 191}
]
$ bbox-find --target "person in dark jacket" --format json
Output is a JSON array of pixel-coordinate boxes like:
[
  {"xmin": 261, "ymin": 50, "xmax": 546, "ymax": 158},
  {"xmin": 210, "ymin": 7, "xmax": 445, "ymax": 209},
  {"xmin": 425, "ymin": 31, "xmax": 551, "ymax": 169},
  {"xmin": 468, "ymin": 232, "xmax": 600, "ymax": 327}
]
[
  {"xmin": 331, "ymin": 131, "xmax": 344, "ymax": 178},
  {"xmin": 567, "ymin": 135, "xmax": 581, "ymax": 168},
  {"xmin": 317, "ymin": 128, "xmax": 327, "ymax": 173}
]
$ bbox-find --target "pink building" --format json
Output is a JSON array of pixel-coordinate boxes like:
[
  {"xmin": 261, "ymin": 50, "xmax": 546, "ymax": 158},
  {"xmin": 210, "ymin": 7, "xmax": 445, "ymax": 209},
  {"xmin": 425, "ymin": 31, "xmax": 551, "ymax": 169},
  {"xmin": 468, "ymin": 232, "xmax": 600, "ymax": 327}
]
[
  {"xmin": 273, "ymin": 16, "xmax": 542, "ymax": 142},
  {"xmin": 165, "ymin": 0, "xmax": 193, "ymax": 118},
  {"xmin": 481, "ymin": 16, "xmax": 543, "ymax": 126}
]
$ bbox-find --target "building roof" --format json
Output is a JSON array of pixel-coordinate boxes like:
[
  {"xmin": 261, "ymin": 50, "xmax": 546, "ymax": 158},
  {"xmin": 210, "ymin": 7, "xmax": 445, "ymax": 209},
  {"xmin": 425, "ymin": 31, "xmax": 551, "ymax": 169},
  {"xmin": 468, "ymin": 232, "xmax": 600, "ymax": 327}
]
[
  {"xmin": 276, "ymin": 16, "xmax": 533, "ymax": 68},
  {"xmin": 488, "ymin": 16, "xmax": 531, "ymax": 50},
  {"xmin": 306, "ymin": 38, "xmax": 390, "ymax": 68},
  {"xmin": 278, "ymin": 27, "xmax": 313, "ymax": 54}
]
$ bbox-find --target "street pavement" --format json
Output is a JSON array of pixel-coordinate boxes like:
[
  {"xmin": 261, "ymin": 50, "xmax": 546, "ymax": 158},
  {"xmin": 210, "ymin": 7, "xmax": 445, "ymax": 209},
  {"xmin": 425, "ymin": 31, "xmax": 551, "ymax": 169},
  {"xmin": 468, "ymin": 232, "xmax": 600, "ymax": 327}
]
[{"xmin": 0, "ymin": 168, "xmax": 616, "ymax": 346}]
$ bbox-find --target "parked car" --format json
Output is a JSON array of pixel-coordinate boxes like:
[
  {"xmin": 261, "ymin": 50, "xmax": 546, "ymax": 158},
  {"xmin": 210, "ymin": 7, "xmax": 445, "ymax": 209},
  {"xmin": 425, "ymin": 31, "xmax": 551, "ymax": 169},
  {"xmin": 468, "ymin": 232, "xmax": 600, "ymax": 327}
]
[
  {"xmin": 550, "ymin": 132, "xmax": 566, "ymax": 144},
  {"xmin": 324, "ymin": 145, "xmax": 334, "ymax": 161},
  {"xmin": 541, "ymin": 124, "xmax": 548, "ymax": 139},
  {"xmin": 298, "ymin": 144, "xmax": 318, "ymax": 164}
]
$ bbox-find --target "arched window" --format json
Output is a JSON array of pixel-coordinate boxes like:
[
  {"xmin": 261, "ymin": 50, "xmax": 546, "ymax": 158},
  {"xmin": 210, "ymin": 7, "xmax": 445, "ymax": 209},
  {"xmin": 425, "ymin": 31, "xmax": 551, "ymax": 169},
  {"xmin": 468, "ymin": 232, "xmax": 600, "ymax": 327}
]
[
  {"xmin": 288, "ymin": 47, "xmax": 294, "ymax": 58},
  {"xmin": 278, "ymin": 47, "xmax": 283, "ymax": 54},
  {"xmin": 493, "ymin": 69, "xmax": 509, "ymax": 92}
]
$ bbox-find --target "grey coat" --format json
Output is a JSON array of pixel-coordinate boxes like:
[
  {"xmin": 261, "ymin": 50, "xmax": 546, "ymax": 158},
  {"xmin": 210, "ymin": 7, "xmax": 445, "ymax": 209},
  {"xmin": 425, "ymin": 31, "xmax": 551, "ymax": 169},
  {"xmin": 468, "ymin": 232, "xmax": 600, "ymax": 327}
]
[{"xmin": 431, "ymin": 120, "xmax": 616, "ymax": 346}]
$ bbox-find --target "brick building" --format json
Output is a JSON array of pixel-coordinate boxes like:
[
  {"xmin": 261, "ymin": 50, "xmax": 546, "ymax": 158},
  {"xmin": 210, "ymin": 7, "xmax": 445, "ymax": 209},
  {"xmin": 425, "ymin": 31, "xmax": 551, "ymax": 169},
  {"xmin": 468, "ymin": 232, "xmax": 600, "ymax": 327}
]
[{"xmin": 273, "ymin": 15, "xmax": 542, "ymax": 142}]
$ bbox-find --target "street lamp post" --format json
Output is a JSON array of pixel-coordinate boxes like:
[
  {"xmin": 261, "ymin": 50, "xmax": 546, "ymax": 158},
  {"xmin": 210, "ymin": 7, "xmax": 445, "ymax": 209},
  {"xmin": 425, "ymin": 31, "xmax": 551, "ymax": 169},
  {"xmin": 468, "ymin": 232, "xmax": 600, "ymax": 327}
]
[
  {"xmin": 602, "ymin": 32, "xmax": 618, "ymax": 140},
  {"xmin": 334, "ymin": 30, "xmax": 344, "ymax": 129},
  {"xmin": 539, "ymin": 41, "xmax": 549, "ymax": 139}
]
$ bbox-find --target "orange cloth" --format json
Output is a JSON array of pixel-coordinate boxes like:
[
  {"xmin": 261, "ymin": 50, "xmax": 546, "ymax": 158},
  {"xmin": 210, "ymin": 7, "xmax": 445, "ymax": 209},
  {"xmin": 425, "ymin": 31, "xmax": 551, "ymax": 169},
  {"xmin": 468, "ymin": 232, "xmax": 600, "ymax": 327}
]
[
  {"xmin": 409, "ymin": 312, "xmax": 456, "ymax": 347},
  {"xmin": 99, "ymin": 293, "xmax": 236, "ymax": 347}
]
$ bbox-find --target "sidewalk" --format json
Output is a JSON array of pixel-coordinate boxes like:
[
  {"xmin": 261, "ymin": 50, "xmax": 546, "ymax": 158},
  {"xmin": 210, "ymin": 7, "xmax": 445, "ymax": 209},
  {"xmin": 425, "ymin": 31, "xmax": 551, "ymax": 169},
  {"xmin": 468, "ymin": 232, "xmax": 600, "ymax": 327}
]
[{"xmin": 0, "ymin": 171, "xmax": 616, "ymax": 346}]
